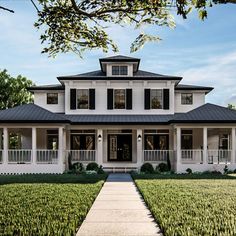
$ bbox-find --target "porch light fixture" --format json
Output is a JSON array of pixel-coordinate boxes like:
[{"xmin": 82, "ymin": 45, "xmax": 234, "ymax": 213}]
[
  {"xmin": 98, "ymin": 134, "xmax": 102, "ymax": 142},
  {"xmin": 137, "ymin": 134, "xmax": 142, "ymax": 142}
]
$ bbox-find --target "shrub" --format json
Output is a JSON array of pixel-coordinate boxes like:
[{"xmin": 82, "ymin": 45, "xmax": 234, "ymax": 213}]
[
  {"xmin": 157, "ymin": 163, "xmax": 169, "ymax": 172},
  {"xmin": 211, "ymin": 170, "xmax": 222, "ymax": 175},
  {"xmin": 224, "ymin": 165, "xmax": 229, "ymax": 174},
  {"xmin": 186, "ymin": 168, "xmax": 192, "ymax": 174},
  {"xmin": 86, "ymin": 170, "xmax": 97, "ymax": 175},
  {"xmin": 234, "ymin": 169, "xmax": 236, "ymax": 174},
  {"xmin": 140, "ymin": 163, "xmax": 154, "ymax": 174},
  {"xmin": 72, "ymin": 162, "xmax": 84, "ymax": 174},
  {"xmin": 97, "ymin": 165, "xmax": 105, "ymax": 174},
  {"xmin": 86, "ymin": 162, "xmax": 99, "ymax": 171}
]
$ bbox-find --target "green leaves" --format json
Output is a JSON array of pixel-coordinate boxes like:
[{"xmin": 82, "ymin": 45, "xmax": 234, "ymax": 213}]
[
  {"xmin": 135, "ymin": 177, "xmax": 236, "ymax": 236},
  {"xmin": 0, "ymin": 70, "xmax": 34, "ymax": 110}
]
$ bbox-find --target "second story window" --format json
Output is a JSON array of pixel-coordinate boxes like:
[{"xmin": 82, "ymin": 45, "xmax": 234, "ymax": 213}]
[
  {"xmin": 114, "ymin": 89, "xmax": 126, "ymax": 109},
  {"xmin": 150, "ymin": 89, "xmax": 163, "ymax": 109},
  {"xmin": 47, "ymin": 93, "xmax": 58, "ymax": 104},
  {"xmin": 112, "ymin": 66, "xmax": 128, "ymax": 75},
  {"xmin": 77, "ymin": 89, "xmax": 89, "ymax": 109},
  {"xmin": 181, "ymin": 93, "xmax": 193, "ymax": 105}
]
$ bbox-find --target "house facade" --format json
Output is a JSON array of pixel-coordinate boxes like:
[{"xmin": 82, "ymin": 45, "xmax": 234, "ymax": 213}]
[{"xmin": 0, "ymin": 55, "xmax": 236, "ymax": 174}]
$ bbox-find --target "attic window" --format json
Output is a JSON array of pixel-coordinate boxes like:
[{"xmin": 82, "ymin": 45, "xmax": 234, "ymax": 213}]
[
  {"xmin": 181, "ymin": 93, "xmax": 193, "ymax": 105},
  {"xmin": 47, "ymin": 93, "xmax": 58, "ymax": 104},
  {"xmin": 112, "ymin": 66, "xmax": 128, "ymax": 75}
]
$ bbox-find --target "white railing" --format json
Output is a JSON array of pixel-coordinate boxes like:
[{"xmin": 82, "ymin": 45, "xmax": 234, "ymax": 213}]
[
  {"xmin": 143, "ymin": 150, "xmax": 173, "ymax": 162},
  {"xmin": 67, "ymin": 150, "xmax": 96, "ymax": 162},
  {"xmin": 8, "ymin": 149, "xmax": 32, "ymax": 164},
  {"xmin": 181, "ymin": 149, "xmax": 203, "ymax": 164},
  {"xmin": 207, "ymin": 149, "xmax": 231, "ymax": 164},
  {"xmin": 36, "ymin": 150, "xmax": 58, "ymax": 164}
]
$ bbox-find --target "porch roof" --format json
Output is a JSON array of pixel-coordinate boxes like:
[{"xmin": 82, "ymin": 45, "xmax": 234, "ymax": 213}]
[
  {"xmin": 172, "ymin": 103, "xmax": 236, "ymax": 123},
  {"xmin": 65, "ymin": 114, "xmax": 174, "ymax": 125},
  {"xmin": 0, "ymin": 104, "xmax": 69, "ymax": 123}
]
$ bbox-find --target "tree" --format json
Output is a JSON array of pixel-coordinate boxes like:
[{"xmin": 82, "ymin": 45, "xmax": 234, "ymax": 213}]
[
  {"xmin": 0, "ymin": 70, "xmax": 34, "ymax": 110},
  {"xmin": 31, "ymin": 0, "xmax": 236, "ymax": 57},
  {"xmin": 228, "ymin": 104, "xmax": 236, "ymax": 110}
]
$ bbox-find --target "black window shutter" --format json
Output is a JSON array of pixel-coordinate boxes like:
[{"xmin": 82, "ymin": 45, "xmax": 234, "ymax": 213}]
[
  {"xmin": 126, "ymin": 89, "xmax": 132, "ymax": 110},
  {"xmin": 107, "ymin": 89, "xmax": 113, "ymax": 110},
  {"xmin": 89, "ymin": 89, "xmax": 95, "ymax": 110},
  {"xmin": 163, "ymin": 89, "xmax": 170, "ymax": 110},
  {"xmin": 144, "ymin": 89, "xmax": 150, "ymax": 110},
  {"xmin": 70, "ymin": 89, "xmax": 76, "ymax": 110}
]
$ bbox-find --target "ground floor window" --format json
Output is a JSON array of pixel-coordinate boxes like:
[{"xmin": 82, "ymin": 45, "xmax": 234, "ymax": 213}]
[
  {"xmin": 9, "ymin": 133, "xmax": 22, "ymax": 149},
  {"xmin": 181, "ymin": 130, "xmax": 193, "ymax": 149},
  {"xmin": 47, "ymin": 130, "xmax": 58, "ymax": 150},
  {"xmin": 70, "ymin": 130, "xmax": 95, "ymax": 150},
  {"xmin": 144, "ymin": 130, "xmax": 169, "ymax": 150}
]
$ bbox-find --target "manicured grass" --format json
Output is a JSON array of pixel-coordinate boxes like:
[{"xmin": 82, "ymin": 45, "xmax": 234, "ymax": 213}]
[
  {"xmin": 0, "ymin": 174, "xmax": 107, "ymax": 235},
  {"xmin": 133, "ymin": 174, "xmax": 236, "ymax": 236}
]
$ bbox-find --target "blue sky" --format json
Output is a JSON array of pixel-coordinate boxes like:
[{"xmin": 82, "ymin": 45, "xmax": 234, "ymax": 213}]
[{"xmin": 0, "ymin": 1, "xmax": 236, "ymax": 106}]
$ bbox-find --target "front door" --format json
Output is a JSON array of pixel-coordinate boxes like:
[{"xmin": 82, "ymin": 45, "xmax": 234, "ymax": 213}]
[{"xmin": 108, "ymin": 134, "xmax": 132, "ymax": 161}]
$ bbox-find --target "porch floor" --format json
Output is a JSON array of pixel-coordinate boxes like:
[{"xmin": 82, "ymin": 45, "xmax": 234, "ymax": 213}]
[{"xmin": 76, "ymin": 173, "xmax": 162, "ymax": 236}]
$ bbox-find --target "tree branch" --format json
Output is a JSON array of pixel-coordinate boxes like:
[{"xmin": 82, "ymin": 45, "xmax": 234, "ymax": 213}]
[{"xmin": 0, "ymin": 6, "xmax": 14, "ymax": 13}]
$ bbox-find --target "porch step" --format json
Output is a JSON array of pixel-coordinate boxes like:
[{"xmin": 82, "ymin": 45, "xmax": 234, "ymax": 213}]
[{"xmin": 103, "ymin": 167, "xmax": 138, "ymax": 173}]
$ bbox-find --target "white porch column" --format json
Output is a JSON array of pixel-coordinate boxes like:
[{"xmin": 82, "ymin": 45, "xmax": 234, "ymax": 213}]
[
  {"xmin": 176, "ymin": 127, "xmax": 181, "ymax": 171},
  {"xmin": 32, "ymin": 127, "xmax": 37, "ymax": 164},
  {"xmin": 231, "ymin": 128, "xmax": 236, "ymax": 164},
  {"xmin": 97, "ymin": 129, "xmax": 103, "ymax": 165},
  {"xmin": 3, "ymin": 127, "xmax": 8, "ymax": 164},
  {"xmin": 203, "ymin": 127, "xmax": 208, "ymax": 164},
  {"xmin": 137, "ymin": 129, "xmax": 143, "ymax": 168},
  {"xmin": 58, "ymin": 127, "xmax": 64, "ymax": 165}
]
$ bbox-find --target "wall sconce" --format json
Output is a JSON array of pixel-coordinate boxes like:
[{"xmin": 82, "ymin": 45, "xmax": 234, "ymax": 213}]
[
  {"xmin": 137, "ymin": 134, "xmax": 142, "ymax": 142},
  {"xmin": 98, "ymin": 134, "xmax": 102, "ymax": 142}
]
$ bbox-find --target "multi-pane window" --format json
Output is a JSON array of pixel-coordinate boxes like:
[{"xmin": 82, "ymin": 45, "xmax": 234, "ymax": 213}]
[
  {"xmin": 114, "ymin": 89, "xmax": 126, "ymax": 109},
  {"xmin": 112, "ymin": 66, "xmax": 128, "ymax": 75},
  {"xmin": 181, "ymin": 93, "xmax": 193, "ymax": 105},
  {"xmin": 150, "ymin": 89, "xmax": 163, "ymax": 109},
  {"xmin": 47, "ymin": 130, "xmax": 58, "ymax": 150},
  {"xmin": 47, "ymin": 93, "xmax": 58, "ymax": 104},
  {"xmin": 181, "ymin": 130, "xmax": 193, "ymax": 149},
  {"xmin": 77, "ymin": 89, "xmax": 89, "ymax": 109}
]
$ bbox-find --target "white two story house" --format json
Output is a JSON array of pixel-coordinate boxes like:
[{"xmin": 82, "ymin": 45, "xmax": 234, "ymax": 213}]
[{"xmin": 1, "ymin": 55, "xmax": 236, "ymax": 173}]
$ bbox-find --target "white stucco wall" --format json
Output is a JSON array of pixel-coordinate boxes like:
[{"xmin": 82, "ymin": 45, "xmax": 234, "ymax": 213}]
[
  {"xmin": 175, "ymin": 91, "xmax": 205, "ymax": 113},
  {"xmin": 63, "ymin": 80, "xmax": 176, "ymax": 115},
  {"xmin": 34, "ymin": 91, "xmax": 65, "ymax": 113}
]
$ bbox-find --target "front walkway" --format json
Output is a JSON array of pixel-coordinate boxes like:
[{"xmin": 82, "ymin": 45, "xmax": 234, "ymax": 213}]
[{"xmin": 77, "ymin": 173, "xmax": 162, "ymax": 236}]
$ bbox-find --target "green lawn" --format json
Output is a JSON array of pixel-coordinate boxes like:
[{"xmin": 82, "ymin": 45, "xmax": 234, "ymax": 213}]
[
  {"xmin": 0, "ymin": 174, "xmax": 107, "ymax": 236},
  {"xmin": 133, "ymin": 174, "xmax": 236, "ymax": 236}
]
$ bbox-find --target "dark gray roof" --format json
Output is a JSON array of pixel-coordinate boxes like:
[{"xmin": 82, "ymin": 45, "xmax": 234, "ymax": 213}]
[
  {"xmin": 65, "ymin": 114, "xmax": 174, "ymax": 125},
  {"xmin": 176, "ymin": 84, "xmax": 213, "ymax": 93},
  {"xmin": 99, "ymin": 55, "xmax": 140, "ymax": 61},
  {"xmin": 28, "ymin": 84, "xmax": 65, "ymax": 91},
  {"xmin": 58, "ymin": 69, "xmax": 182, "ymax": 81},
  {"xmin": 0, "ymin": 104, "xmax": 68, "ymax": 123},
  {"xmin": 173, "ymin": 103, "xmax": 236, "ymax": 123},
  {"xmin": 1, "ymin": 103, "xmax": 235, "ymax": 125}
]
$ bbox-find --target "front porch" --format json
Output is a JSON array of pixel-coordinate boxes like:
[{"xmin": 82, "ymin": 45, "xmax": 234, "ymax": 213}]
[{"xmin": 0, "ymin": 125, "xmax": 236, "ymax": 173}]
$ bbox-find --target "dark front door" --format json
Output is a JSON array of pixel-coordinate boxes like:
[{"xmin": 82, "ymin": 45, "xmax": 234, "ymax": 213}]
[{"xmin": 108, "ymin": 134, "xmax": 132, "ymax": 161}]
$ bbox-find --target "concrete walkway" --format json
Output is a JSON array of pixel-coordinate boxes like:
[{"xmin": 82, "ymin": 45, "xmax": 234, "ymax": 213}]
[{"xmin": 77, "ymin": 173, "xmax": 162, "ymax": 236}]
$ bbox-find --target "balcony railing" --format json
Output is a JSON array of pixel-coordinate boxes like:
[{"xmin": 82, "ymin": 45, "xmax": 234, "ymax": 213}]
[
  {"xmin": 0, "ymin": 150, "xmax": 2, "ymax": 164},
  {"xmin": 181, "ymin": 149, "xmax": 203, "ymax": 164},
  {"xmin": 8, "ymin": 149, "xmax": 32, "ymax": 164},
  {"xmin": 207, "ymin": 149, "xmax": 231, "ymax": 164},
  {"xmin": 143, "ymin": 150, "xmax": 173, "ymax": 162},
  {"xmin": 36, "ymin": 150, "xmax": 58, "ymax": 164},
  {"xmin": 67, "ymin": 150, "xmax": 96, "ymax": 163}
]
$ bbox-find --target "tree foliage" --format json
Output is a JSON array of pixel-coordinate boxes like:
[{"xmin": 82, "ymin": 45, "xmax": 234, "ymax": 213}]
[
  {"xmin": 32, "ymin": 0, "xmax": 236, "ymax": 57},
  {"xmin": 0, "ymin": 70, "xmax": 34, "ymax": 110}
]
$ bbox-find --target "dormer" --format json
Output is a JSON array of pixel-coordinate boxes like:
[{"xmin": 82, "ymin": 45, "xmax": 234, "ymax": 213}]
[{"xmin": 99, "ymin": 55, "xmax": 140, "ymax": 77}]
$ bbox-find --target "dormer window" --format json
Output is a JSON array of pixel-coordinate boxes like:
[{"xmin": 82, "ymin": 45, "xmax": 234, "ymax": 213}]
[{"xmin": 112, "ymin": 66, "xmax": 128, "ymax": 76}]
